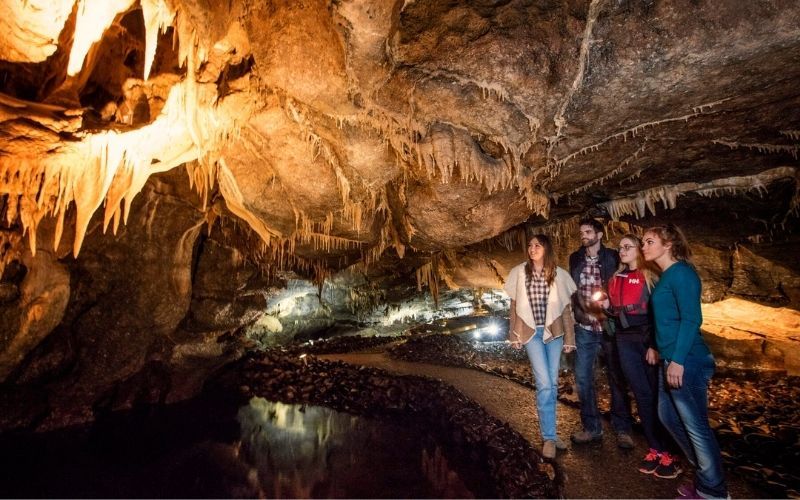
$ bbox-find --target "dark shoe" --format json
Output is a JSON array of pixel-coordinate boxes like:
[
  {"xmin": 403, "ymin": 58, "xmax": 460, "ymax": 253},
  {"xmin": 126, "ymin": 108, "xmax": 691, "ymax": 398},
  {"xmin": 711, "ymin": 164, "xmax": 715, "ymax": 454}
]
[
  {"xmin": 571, "ymin": 430, "xmax": 603, "ymax": 444},
  {"xmin": 616, "ymin": 432, "xmax": 635, "ymax": 449},
  {"xmin": 638, "ymin": 448, "xmax": 661, "ymax": 474},
  {"xmin": 542, "ymin": 440, "xmax": 556, "ymax": 459},
  {"xmin": 654, "ymin": 452, "xmax": 683, "ymax": 479}
]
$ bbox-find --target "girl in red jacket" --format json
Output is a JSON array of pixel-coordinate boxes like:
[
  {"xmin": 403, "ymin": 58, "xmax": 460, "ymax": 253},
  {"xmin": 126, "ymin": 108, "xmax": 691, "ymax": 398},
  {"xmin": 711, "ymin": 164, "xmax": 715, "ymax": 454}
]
[{"xmin": 597, "ymin": 234, "xmax": 680, "ymax": 479}]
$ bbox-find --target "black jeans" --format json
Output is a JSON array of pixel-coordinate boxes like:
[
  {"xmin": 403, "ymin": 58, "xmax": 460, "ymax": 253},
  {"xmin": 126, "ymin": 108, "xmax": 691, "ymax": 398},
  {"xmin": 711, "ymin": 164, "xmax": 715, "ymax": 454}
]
[{"xmin": 616, "ymin": 336, "xmax": 667, "ymax": 452}]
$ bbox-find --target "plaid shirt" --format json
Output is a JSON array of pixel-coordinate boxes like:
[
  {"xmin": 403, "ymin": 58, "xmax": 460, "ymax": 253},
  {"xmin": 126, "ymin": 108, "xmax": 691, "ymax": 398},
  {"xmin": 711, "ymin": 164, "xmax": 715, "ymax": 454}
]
[
  {"xmin": 525, "ymin": 268, "xmax": 549, "ymax": 326},
  {"xmin": 579, "ymin": 255, "xmax": 604, "ymax": 333}
]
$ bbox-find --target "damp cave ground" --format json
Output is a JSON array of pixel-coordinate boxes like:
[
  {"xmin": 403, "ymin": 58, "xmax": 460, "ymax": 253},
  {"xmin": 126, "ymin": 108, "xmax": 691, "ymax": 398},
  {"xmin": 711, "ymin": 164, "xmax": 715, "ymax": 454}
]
[{"xmin": 292, "ymin": 331, "xmax": 798, "ymax": 499}]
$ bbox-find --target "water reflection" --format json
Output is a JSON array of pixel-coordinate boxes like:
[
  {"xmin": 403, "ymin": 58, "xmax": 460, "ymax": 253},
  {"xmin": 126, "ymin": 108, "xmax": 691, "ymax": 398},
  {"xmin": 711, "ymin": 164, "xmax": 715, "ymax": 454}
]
[
  {"xmin": 237, "ymin": 397, "xmax": 475, "ymax": 498},
  {"xmin": 0, "ymin": 396, "xmax": 486, "ymax": 498}
]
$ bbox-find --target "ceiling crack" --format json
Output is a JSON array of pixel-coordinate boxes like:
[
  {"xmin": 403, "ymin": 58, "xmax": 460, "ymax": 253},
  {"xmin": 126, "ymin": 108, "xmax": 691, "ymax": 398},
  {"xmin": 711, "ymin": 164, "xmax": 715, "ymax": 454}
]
[{"xmin": 546, "ymin": 0, "xmax": 606, "ymax": 162}]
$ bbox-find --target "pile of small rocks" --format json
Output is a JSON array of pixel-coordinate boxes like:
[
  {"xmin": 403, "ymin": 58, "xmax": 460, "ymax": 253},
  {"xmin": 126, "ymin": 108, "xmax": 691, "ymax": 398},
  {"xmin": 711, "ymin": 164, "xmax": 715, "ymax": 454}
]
[{"xmin": 217, "ymin": 350, "xmax": 563, "ymax": 499}]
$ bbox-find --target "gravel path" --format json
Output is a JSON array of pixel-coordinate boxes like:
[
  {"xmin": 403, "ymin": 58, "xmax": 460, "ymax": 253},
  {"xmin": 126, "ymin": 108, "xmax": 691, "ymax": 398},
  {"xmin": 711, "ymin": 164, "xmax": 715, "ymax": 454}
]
[{"xmin": 321, "ymin": 352, "xmax": 764, "ymax": 499}]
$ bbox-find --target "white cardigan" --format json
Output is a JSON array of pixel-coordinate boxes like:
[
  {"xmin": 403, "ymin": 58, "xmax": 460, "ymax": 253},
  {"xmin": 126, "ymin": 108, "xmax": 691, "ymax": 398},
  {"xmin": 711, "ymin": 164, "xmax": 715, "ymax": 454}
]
[{"xmin": 503, "ymin": 264, "xmax": 577, "ymax": 343}]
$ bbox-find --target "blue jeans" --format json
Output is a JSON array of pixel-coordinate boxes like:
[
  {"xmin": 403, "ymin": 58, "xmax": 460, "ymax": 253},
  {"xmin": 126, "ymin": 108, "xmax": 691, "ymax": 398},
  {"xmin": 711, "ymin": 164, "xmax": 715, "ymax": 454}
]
[
  {"xmin": 616, "ymin": 337, "xmax": 667, "ymax": 451},
  {"xmin": 658, "ymin": 353, "xmax": 727, "ymax": 499},
  {"xmin": 574, "ymin": 326, "xmax": 632, "ymax": 435},
  {"xmin": 525, "ymin": 326, "xmax": 564, "ymax": 441}
]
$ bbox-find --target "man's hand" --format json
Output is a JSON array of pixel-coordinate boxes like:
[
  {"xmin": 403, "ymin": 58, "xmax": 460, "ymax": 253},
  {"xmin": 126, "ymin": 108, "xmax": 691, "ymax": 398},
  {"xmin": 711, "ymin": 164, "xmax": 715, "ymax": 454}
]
[
  {"xmin": 666, "ymin": 361, "xmax": 684, "ymax": 388},
  {"xmin": 563, "ymin": 345, "xmax": 576, "ymax": 353},
  {"xmin": 645, "ymin": 348, "xmax": 659, "ymax": 365},
  {"xmin": 510, "ymin": 340, "xmax": 522, "ymax": 350}
]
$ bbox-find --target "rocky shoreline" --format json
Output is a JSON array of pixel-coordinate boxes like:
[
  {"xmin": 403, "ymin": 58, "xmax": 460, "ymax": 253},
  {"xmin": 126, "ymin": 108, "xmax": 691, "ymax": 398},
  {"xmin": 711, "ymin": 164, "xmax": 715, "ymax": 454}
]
[{"xmin": 216, "ymin": 349, "xmax": 563, "ymax": 498}]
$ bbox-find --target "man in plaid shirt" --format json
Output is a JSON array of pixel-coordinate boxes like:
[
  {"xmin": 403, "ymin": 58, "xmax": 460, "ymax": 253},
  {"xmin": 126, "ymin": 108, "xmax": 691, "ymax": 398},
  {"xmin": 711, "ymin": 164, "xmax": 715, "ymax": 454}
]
[{"xmin": 568, "ymin": 218, "xmax": 634, "ymax": 448}]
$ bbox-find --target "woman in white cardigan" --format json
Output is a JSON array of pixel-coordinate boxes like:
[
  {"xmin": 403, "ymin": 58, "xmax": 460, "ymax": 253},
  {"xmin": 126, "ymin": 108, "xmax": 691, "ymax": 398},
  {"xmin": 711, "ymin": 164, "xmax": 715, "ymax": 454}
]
[{"xmin": 504, "ymin": 233, "xmax": 577, "ymax": 459}]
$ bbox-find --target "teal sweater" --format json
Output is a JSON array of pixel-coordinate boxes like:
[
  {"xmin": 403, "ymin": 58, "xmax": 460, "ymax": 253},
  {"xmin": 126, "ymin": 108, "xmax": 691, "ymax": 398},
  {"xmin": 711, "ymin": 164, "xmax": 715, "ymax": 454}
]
[{"xmin": 651, "ymin": 261, "xmax": 710, "ymax": 364}]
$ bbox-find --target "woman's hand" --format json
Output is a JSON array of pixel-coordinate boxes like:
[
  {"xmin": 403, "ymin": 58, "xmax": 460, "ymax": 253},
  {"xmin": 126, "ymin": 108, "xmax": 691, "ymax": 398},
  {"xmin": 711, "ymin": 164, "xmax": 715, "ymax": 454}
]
[
  {"xmin": 666, "ymin": 361, "xmax": 684, "ymax": 388},
  {"xmin": 645, "ymin": 348, "xmax": 659, "ymax": 365},
  {"xmin": 508, "ymin": 329, "xmax": 523, "ymax": 350},
  {"xmin": 562, "ymin": 344, "xmax": 576, "ymax": 353}
]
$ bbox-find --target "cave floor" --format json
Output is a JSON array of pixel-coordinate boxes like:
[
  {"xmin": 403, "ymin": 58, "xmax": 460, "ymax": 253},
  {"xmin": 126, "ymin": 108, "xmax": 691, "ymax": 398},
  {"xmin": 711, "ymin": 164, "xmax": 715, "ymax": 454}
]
[{"xmin": 321, "ymin": 351, "xmax": 766, "ymax": 499}]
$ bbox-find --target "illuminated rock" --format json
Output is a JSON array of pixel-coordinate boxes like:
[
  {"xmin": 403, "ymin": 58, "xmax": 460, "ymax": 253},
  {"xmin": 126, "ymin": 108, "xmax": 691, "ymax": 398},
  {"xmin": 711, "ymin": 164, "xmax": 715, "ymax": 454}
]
[{"xmin": 0, "ymin": 0, "xmax": 799, "ymax": 428}]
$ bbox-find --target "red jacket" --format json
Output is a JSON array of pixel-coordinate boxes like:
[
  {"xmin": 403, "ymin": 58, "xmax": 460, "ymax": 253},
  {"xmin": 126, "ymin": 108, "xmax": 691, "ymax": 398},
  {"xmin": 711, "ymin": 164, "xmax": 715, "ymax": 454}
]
[{"xmin": 608, "ymin": 268, "xmax": 651, "ymax": 329}]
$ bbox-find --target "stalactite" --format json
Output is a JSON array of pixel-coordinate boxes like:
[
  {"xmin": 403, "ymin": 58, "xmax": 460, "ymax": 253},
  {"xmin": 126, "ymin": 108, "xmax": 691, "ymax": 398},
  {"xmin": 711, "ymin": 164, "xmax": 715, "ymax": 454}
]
[
  {"xmin": 413, "ymin": 67, "xmax": 510, "ymax": 102},
  {"xmin": 601, "ymin": 167, "xmax": 797, "ymax": 220},
  {"xmin": 294, "ymin": 231, "xmax": 363, "ymax": 253},
  {"xmin": 554, "ymin": 97, "xmax": 732, "ymax": 171},
  {"xmin": 565, "ymin": 143, "xmax": 647, "ymax": 197},
  {"xmin": 415, "ymin": 258, "xmax": 440, "ymax": 306},
  {"xmin": 0, "ymin": 228, "xmax": 23, "ymax": 279},
  {"xmin": 780, "ymin": 130, "xmax": 800, "ymax": 140},
  {"xmin": 67, "ymin": 0, "xmax": 136, "ymax": 76},
  {"xmin": 141, "ymin": 0, "xmax": 176, "ymax": 80},
  {"xmin": 0, "ymin": 9, "xmax": 260, "ymax": 257},
  {"xmin": 530, "ymin": 216, "xmax": 581, "ymax": 246},
  {"xmin": 285, "ymin": 99, "xmax": 353, "ymax": 207},
  {"xmin": 713, "ymin": 139, "xmax": 800, "ymax": 160},
  {"xmin": 217, "ymin": 158, "xmax": 281, "ymax": 245}
]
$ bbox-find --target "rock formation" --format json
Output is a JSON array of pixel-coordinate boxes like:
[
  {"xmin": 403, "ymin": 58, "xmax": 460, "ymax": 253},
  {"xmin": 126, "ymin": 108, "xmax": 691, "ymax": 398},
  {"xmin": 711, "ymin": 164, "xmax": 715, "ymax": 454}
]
[{"xmin": 0, "ymin": 0, "xmax": 799, "ymax": 428}]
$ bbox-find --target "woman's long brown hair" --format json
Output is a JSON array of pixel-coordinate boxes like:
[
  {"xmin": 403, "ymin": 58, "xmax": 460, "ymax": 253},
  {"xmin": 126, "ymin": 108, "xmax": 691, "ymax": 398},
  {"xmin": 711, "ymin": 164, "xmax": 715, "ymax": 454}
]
[
  {"xmin": 644, "ymin": 223, "xmax": 692, "ymax": 262},
  {"xmin": 525, "ymin": 233, "xmax": 557, "ymax": 285}
]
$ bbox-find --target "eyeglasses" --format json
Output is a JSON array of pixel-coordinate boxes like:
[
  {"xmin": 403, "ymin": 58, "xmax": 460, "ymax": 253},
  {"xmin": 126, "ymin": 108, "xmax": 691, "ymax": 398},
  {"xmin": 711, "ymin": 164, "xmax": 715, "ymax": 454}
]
[{"xmin": 618, "ymin": 244, "xmax": 638, "ymax": 252}]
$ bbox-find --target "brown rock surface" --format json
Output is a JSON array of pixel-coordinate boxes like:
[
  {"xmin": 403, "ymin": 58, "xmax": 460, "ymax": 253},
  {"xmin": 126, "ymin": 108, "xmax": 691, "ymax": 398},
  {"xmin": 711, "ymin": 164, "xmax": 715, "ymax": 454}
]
[{"xmin": 0, "ymin": 0, "xmax": 799, "ymax": 429}]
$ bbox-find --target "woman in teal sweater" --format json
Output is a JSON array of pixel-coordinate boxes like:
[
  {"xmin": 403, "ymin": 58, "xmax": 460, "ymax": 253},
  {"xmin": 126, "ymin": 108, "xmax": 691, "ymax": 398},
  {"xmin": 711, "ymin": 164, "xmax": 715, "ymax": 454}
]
[{"xmin": 642, "ymin": 224, "xmax": 728, "ymax": 499}]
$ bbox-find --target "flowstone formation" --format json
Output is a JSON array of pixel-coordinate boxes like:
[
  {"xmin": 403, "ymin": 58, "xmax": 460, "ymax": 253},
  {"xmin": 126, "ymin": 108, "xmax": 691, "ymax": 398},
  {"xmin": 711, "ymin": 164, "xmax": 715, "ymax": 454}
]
[{"xmin": 0, "ymin": 0, "xmax": 799, "ymax": 428}]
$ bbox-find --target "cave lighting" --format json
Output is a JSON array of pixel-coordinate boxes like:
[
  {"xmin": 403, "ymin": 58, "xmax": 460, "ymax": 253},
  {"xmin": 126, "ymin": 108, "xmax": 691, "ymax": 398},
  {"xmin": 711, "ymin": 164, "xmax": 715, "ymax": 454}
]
[
  {"xmin": 701, "ymin": 298, "xmax": 799, "ymax": 343},
  {"xmin": 270, "ymin": 292, "xmax": 309, "ymax": 317},
  {"xmin": 380, "ymin": 304, "xmax": 427, "ymax": 326},
  {"xmin": 486, "ymin": 322, "xmax": 500, "ymax": 337}
]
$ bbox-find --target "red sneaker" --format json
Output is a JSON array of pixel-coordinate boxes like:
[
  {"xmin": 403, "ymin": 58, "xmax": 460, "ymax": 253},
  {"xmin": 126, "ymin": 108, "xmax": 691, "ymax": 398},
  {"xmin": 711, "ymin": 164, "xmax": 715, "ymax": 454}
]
[
  {"xmin": 638, "ymin": 448, "xmax": 661, "ymax": 474},
  {"xmin": 654, "ymin": 452, "xmax": 683, "ymax": 479}
]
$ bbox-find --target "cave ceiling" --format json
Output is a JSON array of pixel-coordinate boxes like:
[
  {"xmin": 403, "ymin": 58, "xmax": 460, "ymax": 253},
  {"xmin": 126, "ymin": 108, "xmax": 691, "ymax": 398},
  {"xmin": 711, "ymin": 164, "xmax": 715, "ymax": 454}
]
[{"xmin": 1, "ymin": 0, "xmax": 799, "ymax": 282}]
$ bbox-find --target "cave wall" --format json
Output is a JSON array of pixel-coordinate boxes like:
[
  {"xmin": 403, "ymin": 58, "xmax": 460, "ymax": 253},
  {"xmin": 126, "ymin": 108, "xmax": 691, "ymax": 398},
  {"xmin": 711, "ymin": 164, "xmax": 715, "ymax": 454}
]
[
  {"xmin": 0, "ymin": 0, "xmax": 799, "ymax": 430},
  {"xmin": 0, "ymin": 169, "xmax": 279, "ymax": 430}
]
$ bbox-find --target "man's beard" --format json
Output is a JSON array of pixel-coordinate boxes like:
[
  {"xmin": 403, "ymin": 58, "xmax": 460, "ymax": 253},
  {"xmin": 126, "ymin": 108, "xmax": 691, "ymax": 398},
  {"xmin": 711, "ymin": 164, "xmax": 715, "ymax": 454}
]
[{"xmin": 581, "ymin": 237, "xmax": 598, "ymax": 247}]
